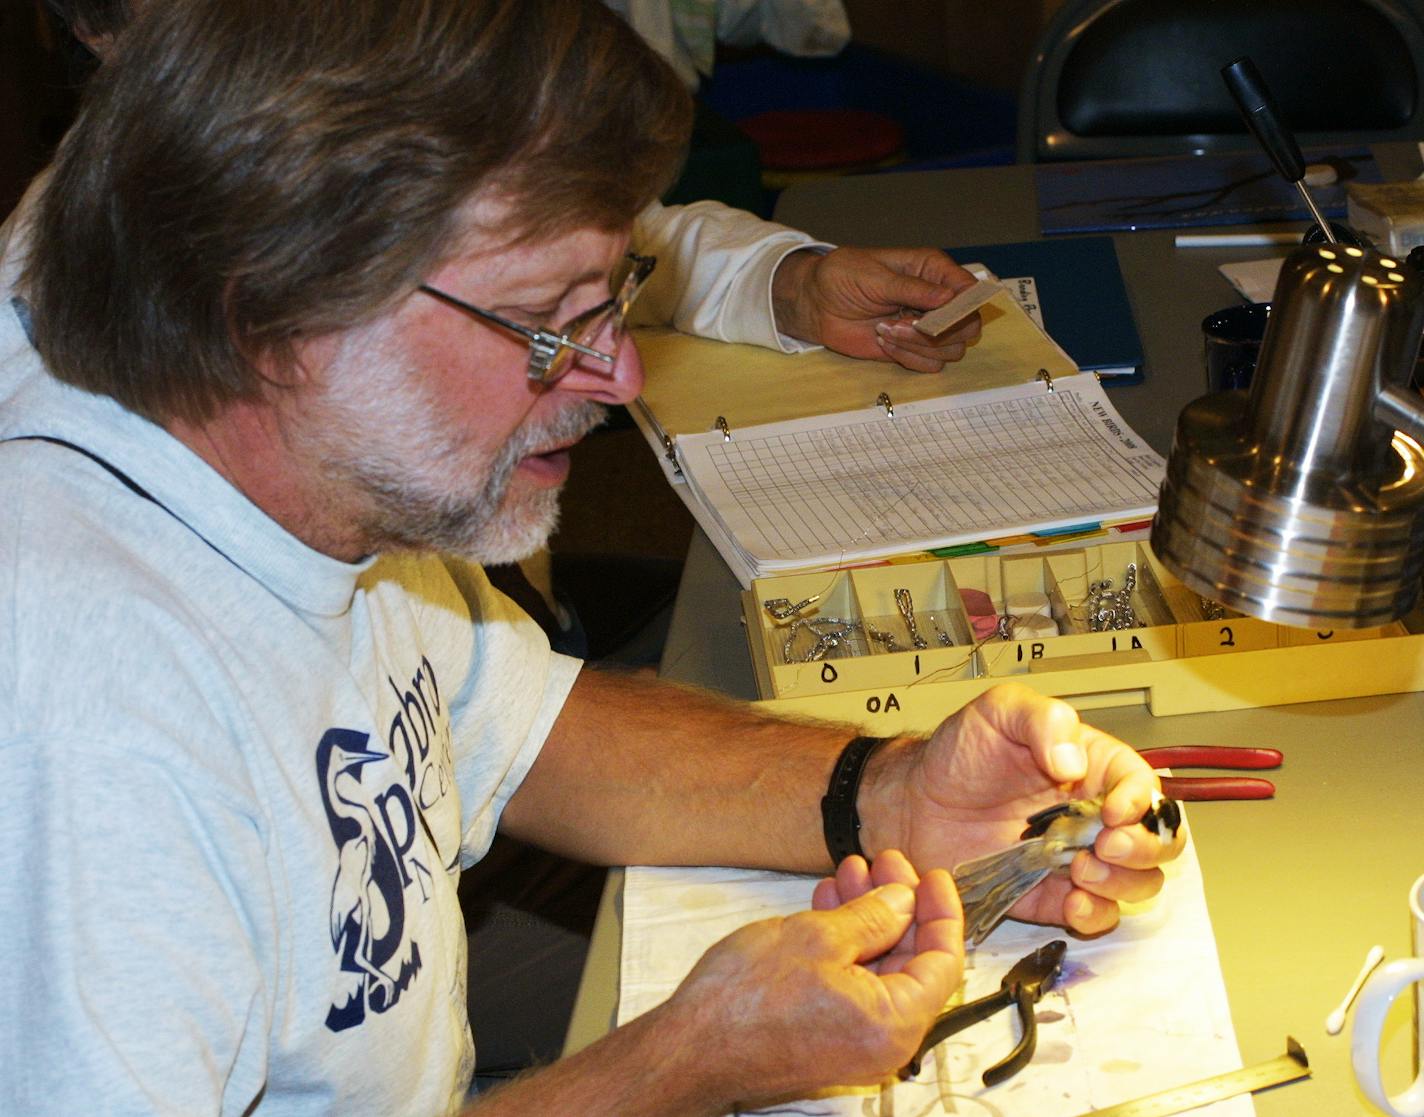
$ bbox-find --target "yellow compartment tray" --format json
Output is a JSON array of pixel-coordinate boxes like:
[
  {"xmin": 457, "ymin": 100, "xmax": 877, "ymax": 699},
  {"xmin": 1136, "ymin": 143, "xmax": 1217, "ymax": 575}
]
[{"xmin": 741, "ymin": 540, "xmax": 1424, "ymax": 716}]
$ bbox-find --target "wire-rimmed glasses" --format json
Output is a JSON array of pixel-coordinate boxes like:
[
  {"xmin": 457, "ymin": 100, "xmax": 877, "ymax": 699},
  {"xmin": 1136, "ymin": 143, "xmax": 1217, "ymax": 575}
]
[{"xmin": 418, "ymin": 253, "xmax": 656, "ymax": 384}]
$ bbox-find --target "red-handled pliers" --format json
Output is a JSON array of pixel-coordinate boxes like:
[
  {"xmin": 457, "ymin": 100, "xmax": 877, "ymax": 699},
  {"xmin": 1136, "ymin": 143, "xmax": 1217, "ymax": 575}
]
[{"xmin": 1139, "ymin": 746, "xmax": 1281, "ymax": 801}]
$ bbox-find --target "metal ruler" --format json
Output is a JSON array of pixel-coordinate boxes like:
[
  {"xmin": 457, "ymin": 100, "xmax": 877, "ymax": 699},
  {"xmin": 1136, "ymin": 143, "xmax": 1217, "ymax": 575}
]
[{"xmin": 1069, "ymin": 1037, "xmax": 1310, "ymax": 1117}]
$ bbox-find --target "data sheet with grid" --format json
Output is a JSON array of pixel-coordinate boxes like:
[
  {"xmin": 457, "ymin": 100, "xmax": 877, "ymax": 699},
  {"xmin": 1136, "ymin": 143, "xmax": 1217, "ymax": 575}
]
[{"xmin": 676, "ymin": 377, "xmax": 1164, "ymax": 577}]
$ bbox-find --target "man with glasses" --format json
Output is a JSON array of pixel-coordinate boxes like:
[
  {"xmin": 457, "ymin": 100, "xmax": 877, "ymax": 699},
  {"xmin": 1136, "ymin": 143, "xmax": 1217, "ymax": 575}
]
[
  {"xmin": 11, "ymin": 0, "xmax": 985, "ymax": 666},
  {"xmin": 418, "ymin": 254, "xmax": 658, "ymax": 386},
  {"xmin": 9, "ymin": 0, "xmax": 983, "ymax": 658},
  {"xmin": 0, "ymin": 2, "xmax": 1179, "ymax": 1113},
  {"xmin": 25, "ymin": 0, "xmax": 984, "ymax": 376}
]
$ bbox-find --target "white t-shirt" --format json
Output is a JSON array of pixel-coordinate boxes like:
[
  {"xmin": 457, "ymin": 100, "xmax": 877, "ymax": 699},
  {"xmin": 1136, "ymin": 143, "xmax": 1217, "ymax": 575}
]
[
  {"xmin": 0, "ymin": 178, "xmax": 826, "ymax": 1113},
  {"xmin": 0, "ymin": 296, "xmax": 580, "ymax": 1113}
]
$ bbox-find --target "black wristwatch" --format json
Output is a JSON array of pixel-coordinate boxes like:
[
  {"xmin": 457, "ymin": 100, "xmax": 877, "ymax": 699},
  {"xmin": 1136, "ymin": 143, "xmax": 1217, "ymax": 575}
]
[{"xmin": 820, "ymin": 735, "xmax": 891, "ymax": 866}]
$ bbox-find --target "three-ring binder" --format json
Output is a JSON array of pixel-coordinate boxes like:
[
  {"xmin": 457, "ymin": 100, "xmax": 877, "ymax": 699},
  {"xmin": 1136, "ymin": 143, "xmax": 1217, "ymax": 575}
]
[{"xmin": 635, "ymin": 370, "xmax": 1068, "ymax": 478}]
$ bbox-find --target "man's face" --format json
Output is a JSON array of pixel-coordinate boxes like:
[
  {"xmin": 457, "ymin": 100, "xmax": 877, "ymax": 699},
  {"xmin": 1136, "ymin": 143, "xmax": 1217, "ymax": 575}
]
[{"xmin": 301, "ymin": 205, "xmax": 644, "ymax": 564}]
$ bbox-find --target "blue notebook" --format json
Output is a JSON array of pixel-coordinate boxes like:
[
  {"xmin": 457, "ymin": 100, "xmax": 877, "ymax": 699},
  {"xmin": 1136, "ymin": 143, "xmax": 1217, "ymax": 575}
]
[
  {"xmin": 1034, "ymin": 147, "xmax": 1380, "ymax": 235},
  {"xmin": 949, "ymin": 237, "xmax": 1145, "ymax": 385}
]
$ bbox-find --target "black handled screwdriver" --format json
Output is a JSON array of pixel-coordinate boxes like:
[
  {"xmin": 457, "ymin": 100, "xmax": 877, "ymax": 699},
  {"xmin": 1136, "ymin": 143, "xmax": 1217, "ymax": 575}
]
[{"xmin": 1221, "ymin": 55, "xmax": 1337, "ymax": 244}]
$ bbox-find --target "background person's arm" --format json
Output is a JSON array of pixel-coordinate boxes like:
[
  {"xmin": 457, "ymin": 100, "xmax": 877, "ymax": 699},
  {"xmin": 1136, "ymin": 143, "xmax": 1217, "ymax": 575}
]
[{"xmin": 631, "ymin": 199, "xmax": 980, "ymax": 369}]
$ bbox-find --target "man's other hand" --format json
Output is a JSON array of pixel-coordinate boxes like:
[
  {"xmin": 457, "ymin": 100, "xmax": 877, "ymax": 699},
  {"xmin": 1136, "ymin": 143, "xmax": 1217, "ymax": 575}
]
[{"xmin": 664, "ymin": 861, "xmax": 962, "ymax": 1106}]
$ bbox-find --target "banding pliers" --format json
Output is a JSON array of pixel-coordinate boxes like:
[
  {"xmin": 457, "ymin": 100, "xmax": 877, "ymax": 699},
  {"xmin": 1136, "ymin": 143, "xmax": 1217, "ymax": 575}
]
[{"xmin": 901, "ymin": 939, "xmax": 1068, "ymax": 1086}]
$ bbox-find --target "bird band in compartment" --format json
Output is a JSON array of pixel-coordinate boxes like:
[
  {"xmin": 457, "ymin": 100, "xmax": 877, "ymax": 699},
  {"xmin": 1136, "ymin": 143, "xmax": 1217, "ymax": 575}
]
[
  {"xmin": 1075, "ymin": 543, "xmax": 1404, "ymax": 655},
  {"xmin": 744, "ymin": 542, "xmax": 1424, "ymax": 708},
  {"xmin": 967, "ymin": 543, "xmax": 1177, "ymax": 676},
  {"xmin": 1127, "ymin": 549, "xmax": 1278, "ymax": 655},
  {"xmin": 757, "ymin": 571, "xmax": 866, "ymax": 665},
  {"xmin": 750, "ymin": 565, "xmax": 978, "ymax": 699},
  {"xmin": 1116, "ymin": 544, "xmax": 1288, "ymax": 655},
  {"xmin": 849, "ymin": 563, "xmax": 973, "ymax": 656},
  {"xmin": 1045, "ymin": 541, "xmax": 1176, "ymax": 636}
]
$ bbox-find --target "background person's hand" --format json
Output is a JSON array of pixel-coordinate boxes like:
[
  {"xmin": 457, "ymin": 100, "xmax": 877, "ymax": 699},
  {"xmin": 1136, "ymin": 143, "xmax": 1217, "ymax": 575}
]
[{"xmin": 772, "ymin": 245, "xmax": 983, "ymax": 372}]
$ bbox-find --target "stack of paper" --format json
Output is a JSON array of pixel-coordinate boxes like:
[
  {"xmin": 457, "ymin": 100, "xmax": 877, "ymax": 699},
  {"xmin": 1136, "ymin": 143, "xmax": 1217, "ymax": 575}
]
[
  {"xmin": 630, "ymin": 289, "xmax": 1164, "ymax": 587},
  {"xmin": 618, "ymin": 820, "xmax": 1248, "ymax": 1116},
  {"xmin": 675, "ymin": 378, "xmax": 1162, "ymax": 584}
]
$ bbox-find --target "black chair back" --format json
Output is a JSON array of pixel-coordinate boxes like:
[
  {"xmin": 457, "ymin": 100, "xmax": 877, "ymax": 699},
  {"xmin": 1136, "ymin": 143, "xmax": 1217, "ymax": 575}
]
[{"xmin": 1019, "ymin": 0, "xmax": 1424, "ymax": 161}]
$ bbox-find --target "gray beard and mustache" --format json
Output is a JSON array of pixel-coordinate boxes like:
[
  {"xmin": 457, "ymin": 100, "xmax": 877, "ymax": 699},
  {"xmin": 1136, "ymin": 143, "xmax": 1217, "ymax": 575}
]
[
  {"xmin": 353, "ymin": 398, "xmax": 607, "ymax": 565},
  {"xmin": 309, "ymin": 326, "xmax": 609, "ymax": 564}
]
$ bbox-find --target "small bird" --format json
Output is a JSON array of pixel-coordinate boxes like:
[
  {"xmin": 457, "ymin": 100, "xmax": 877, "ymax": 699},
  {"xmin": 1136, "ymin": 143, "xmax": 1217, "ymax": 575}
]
[{"xmin": 952, "ymin": 792, "xmax": 1182, "ymax": 945}]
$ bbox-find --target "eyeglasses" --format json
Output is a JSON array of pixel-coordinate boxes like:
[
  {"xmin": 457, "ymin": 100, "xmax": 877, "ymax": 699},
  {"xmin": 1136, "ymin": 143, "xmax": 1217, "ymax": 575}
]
[{"xmin": 418, "ymin": 252, "xmax": 656, "ymax": 385}]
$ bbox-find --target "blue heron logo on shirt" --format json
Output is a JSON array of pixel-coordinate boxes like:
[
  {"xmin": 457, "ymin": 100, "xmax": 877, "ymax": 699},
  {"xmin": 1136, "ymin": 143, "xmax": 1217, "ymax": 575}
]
[
  {"xmin": 315, "ymin": 654, "xmax": 453, "ymax": 1032},
  {"xmin": 315, "ymin": 727, "xmax": 425, "ymax": 1032}
]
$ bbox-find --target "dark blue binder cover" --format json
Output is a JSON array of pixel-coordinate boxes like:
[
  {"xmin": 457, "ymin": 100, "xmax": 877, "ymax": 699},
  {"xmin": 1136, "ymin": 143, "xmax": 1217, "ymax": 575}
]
[
  {"xmin": 948, "ymin": 236, "xmax": 1145, "ymax": 385},
  {"xmin": 1034, "ymin": 148, "xmax": 1380, "ymax": 235}
]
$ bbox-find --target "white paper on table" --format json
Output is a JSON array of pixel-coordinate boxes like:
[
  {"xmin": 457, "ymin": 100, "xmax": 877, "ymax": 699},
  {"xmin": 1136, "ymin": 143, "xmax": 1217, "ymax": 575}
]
[
  {"xmin": 1218, "ymin": 258, "xmax": 1284, "ymax": 304},
  {"xmin": 619, "ymin": 818, "xmax": 1250, "ymax": 1117}
]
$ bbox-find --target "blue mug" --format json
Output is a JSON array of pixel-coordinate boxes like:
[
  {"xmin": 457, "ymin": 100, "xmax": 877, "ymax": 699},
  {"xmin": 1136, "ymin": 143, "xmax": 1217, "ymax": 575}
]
[{"xmin": 1202, "ymin": 302, "xmax": 1271, "ymax": 392}]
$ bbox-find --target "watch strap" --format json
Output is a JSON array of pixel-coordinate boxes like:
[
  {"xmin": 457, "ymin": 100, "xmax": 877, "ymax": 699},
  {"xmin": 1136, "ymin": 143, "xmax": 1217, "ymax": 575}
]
[{"xmin": 820, "ymin": 735, "xmax": 890, "ymax": 866}]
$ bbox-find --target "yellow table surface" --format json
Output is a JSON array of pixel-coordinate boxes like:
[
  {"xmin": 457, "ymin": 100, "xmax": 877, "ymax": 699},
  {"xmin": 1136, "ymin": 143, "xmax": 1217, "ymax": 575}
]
[{"xmin": 568, "ymin": 691, "xmax": 1424, "ymax": 1113}]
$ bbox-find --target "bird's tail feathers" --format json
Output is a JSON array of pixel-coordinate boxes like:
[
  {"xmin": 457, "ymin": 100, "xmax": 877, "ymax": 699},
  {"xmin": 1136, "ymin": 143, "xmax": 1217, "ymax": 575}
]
[{"xmin": 953, "ymin": 841, "xmax": 1053, "ymax": 946}]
